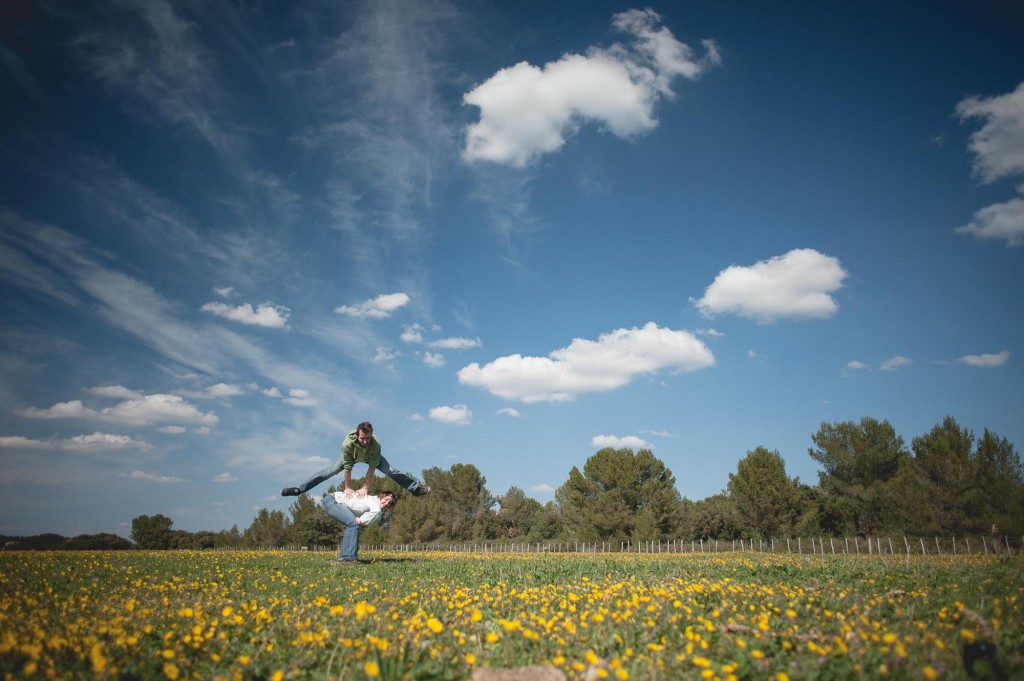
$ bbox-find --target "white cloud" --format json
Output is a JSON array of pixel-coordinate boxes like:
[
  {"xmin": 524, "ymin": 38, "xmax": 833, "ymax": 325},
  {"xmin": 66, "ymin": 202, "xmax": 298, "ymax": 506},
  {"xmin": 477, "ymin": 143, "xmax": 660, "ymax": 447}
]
[
  {"xmin": 157, "ymin": 426, "xmax": 186, "ymax": 434},
  {"xmin": 0, "ymin": 432, "xmax": 149, "ymax": 452},
  {"xmin": 428, "ymin": 336, "xmax": 481, "ymax": 350},
  {"xmin": 61, "ymin": 432, "xmax": 150, "ymax": 453},
  {"xmin": 880, "ymin": 355, "xmax": 912, "ymax": 371},
  {"xmin": 959, "ymin": 350, "xmax": 1010, "ymax": 368},
  {"xmin": 214, "ymin": 286, "xmax": 234, "ymax": 297},
  {"xmin": 284, "ymin": 388, "xmax": 317, "ymax": 407},
  {"xmin": 693, "ymin": 248, "xmax": 848, "ymax": 323},
  {"xmin": 334, "ymin": 292, "xmax": 409, "ymax": 318},
  {"xmin": 497, "ymin": 407, "xmax": 520, "ymax": 418},
  {"xmin": 205, "ymin": 383, "xmax": 244, "ymax": 398},
  {"xmin": 462, "ymin": 9, "xmax": 720, "ymax": 167},
  {"xmin": 458, "ymin": 322, "xmax": 714, "ymax": 403},
  {"xmin": 0, "ymin": 436, "xmax": 50, "ymax": 449},
  {"xmin": 17, "ymin": 400, "xmax": 93, "ymax": 420},
  {"xmin": 373, "ymin": 346, "xmax": 398, "ymax": 362},
  {"xmin": 847, "ymin": 360, "xmax": 869, "ymax": 370},
  {"xmin": 591, "ymin": 434, "xmax": 651, "ymax": 449},
  {"xmin": 200, "ymin": 301, "xmax": 291, "ymax": 328},
  {"xmin": 401, "ymin": 323, "xmax": 425, "ymax": 343},
  {"xmin": 956, "ymin": 81, "xmax": 1024, "ymax": 184},
  {"xmin": 531, "ymin": 484, "xmax": 555, "ymax": 494},
  {"xmin": 956, "ymin": 186, "xmax": 1024, "ymax": 246},
  {"xmin": 423, "ymin": 352, "xmax": 445, "ymax": 367},
  {"xmin": 88, "ymin": 385, "xmax": 145, "ymax": 400},
  {"xmin": 17, "ymin": 394, "xmax": 218, "ymax": 427},
  {"xmin": 428, "ymin": 404, "xmax": 473, "ymax": 425},
  {"xmin": 212, "ymin": 472, "xmax": 237, "ymax": 483},
  {"xmin": 117, "ymin": 470, "xmax": 186, "ymax": 483},
  {"xmin": 262, "ymin": 387, "xmax": 282, "ymax": 398}
]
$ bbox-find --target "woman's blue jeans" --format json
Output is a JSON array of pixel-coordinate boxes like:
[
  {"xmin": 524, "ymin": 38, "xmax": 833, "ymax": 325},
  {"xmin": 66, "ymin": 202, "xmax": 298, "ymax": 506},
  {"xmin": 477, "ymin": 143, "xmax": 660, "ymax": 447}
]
[{"xmin": 321, "ymin": 494, "xmax": 360, "ymax": 561}]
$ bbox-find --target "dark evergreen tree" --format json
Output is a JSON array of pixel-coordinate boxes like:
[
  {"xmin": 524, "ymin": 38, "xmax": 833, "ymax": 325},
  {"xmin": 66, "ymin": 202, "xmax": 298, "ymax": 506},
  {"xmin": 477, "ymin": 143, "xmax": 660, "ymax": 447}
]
[{"xmin": 556, "ymin": 448, "xmax": 682, "ymax": 542}]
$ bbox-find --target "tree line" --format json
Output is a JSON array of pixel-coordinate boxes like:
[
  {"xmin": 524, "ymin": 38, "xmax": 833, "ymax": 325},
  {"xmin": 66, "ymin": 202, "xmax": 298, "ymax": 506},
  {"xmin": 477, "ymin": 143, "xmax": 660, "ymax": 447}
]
[
  {"xmin": 10, "ymin": 415, "xmax": 1015, "ymax": 551},
  {"xmin": 116, "ymin": 415, "xmax": 1023, "ymax": 550}
]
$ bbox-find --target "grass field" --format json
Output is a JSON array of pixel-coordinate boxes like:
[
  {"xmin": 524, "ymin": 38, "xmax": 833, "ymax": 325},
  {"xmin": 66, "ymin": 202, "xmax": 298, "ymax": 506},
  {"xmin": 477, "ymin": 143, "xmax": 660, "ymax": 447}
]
[{"xmin": 1, "ymin": 549, "xmax": 1021, "ymax": 680}]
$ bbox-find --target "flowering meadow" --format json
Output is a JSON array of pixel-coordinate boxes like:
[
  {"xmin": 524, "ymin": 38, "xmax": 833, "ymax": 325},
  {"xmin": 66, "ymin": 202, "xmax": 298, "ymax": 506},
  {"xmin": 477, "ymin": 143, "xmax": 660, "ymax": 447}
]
[{"xmin": 1, "ymin": 549, "xmax": 1021, "ymax": 680}]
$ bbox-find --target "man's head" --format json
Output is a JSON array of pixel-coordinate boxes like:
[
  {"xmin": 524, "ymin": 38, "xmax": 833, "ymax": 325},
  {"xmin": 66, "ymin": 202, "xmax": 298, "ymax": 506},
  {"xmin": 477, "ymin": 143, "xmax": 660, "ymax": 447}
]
[
  {"xmin": 355, "ymin": 421, "xmax": 374, "ymax": 446},
  {"xmin": 379, "ymin": 491, "xmax": 396, "ymax": 509}
]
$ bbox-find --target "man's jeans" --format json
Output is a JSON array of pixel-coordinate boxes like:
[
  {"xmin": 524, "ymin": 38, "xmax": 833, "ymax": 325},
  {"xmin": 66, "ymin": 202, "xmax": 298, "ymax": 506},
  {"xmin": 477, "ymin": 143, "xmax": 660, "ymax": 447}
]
[
  {"xmin": 297, "ymin": 454, "xmax": 422, "ymax": 494},
  {"xmin": 322, "ymin": 494, "xmax": 360, "ymax": 561}
]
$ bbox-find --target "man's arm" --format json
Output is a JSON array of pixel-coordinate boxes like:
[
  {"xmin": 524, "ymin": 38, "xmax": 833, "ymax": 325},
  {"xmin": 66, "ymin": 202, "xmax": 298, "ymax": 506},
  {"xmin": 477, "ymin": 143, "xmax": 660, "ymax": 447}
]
[
  {"xmin": 343, "ymin": 468, "xmax": 354, "ymax": 494},
  {"xmin": 356, "ymin": 437, "xmax": 381, "ymax": 496},
  {"xmin": 357, "ymin": 467, "xmax": 374, "ymax": 496}
]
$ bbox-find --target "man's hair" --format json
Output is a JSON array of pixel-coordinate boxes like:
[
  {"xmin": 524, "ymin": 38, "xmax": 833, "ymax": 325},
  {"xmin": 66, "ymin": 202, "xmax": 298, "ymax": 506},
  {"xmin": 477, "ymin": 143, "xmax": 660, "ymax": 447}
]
[{"xmin": 356, "ymin": 421, "xmax": 373, "ymax": 435}]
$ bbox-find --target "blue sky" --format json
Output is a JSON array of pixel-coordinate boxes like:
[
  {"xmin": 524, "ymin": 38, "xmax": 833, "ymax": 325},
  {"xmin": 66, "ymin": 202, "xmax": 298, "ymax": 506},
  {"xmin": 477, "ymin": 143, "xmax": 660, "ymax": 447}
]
[{"xmin": 1, "ymin": 0, "xmax": 1022, "ymax": 537}]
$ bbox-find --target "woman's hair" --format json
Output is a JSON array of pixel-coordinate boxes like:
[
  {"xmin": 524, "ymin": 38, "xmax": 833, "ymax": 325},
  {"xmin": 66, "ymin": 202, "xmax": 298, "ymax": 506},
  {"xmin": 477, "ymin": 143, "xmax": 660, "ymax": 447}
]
[{"xmin": 379, "ymin": 491, "xmax": 397, "ymax": 504}]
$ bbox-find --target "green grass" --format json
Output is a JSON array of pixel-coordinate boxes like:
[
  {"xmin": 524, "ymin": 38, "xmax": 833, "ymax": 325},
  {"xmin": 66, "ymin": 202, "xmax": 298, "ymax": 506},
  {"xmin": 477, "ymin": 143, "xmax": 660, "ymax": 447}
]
[{"xmin": 0, "ymin": 549, "xmax": 1021, "ymax": 680}]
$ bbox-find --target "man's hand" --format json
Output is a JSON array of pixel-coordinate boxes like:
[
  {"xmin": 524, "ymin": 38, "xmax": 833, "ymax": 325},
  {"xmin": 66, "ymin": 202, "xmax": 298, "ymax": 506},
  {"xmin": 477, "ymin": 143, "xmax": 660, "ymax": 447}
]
[
  {"xmin": 343, "ymin": 487, "xmax": 355, "ymax": 497},
  {"xmin": 355, "ymin": 486, "xmax": 368, "ymax": 497}
]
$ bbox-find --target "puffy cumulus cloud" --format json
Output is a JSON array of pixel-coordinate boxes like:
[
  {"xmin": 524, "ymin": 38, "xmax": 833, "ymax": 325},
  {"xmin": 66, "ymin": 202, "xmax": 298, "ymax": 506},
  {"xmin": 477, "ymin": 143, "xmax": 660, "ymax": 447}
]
[
  {"xmin": 423, "ymin": 352, "xmax": 445, "ymax": 367},
  {"xmin": 88, "ymin": 385, "xmax": 144, "ymax": 400},
  {"xmin": 959, "ymin": 350, "xmax": 1010, "ymax": 368},
  {"xmin": 428, "ymin": 336, "xmax": 481, "ymax": 350},
  {"xmin": 531, "ymin": 483, "xmax": 555, "ymax": 494},
  {"xmin": 462, "ymin": 8, "xmax": 720, "ymax": 167},
  {"xmin": 497, "ymin": 407, "xmax": 520, "ymax": 418},
  {"xmin": 0, "ymin": 433, "xmax": 150, "ymax": 452},
  {"xmin": 17, "ymin": 394, "xmax": 218, "ymax": 427},
  {"xmin": 200, "ymin": 301, "xmax": 291, "ymax": 328},
  {"xmin": 0, "ymin": 436, "xmax": 50, "ymax": 449},
  {"xmin": 428, "ymin": 404, "xmax": 473, "ymax": 425},
  {"xmin": 283, "ymin": 388, "xmax": 317, "ymax": 407},
  {"xmin": 334, "ymin": 292, "xmax": 409, "ymax": 318},
  {"xmin": 212, "ymin": 472, "xmax": 237, "ymax": 482},
  {"xmin": 117, "ymin": 470, "xmax": 185, "ymax": 483},
  {"xmin": 847, "ymin": 360, "xmax": 869, "ymax": 370},
  {"xmin": 61, "ymin": 432, "xmax": 150, "ymax": 452},
  {"xmin": 591, "ymin": 434, "xmax": 651, "ymax": 449},
  {"xmin": 880, "ymin": 355, "xmax": 912, "ymax": 371},
  {"xmin": 458, "ymin": 322, "xmax": 714, "ymax": 403},
  {"xmin": 401, "ymin": 323, "xmax": 426, "ymax": 343},
  {"xmin": 204, "ymin": 382, "xmax": 244, "ymax": 398},
  {"xmin": 956, "ymin": 186, "xmax": 1024, "ymax": 246},
  {"xmin": 956, "ymin": 82, "xmax": 1024, "ymax": 184},
  {"xmin": 693, "ymin": 248, "xmax": 848, "ymax": 323}
]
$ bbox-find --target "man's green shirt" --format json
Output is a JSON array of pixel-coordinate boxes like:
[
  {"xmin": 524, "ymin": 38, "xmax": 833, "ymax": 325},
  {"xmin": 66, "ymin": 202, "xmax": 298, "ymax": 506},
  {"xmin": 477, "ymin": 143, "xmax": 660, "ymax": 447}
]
[{"xmin": 341, "ymin": 430, "xmax": 382, "ymax": 471}]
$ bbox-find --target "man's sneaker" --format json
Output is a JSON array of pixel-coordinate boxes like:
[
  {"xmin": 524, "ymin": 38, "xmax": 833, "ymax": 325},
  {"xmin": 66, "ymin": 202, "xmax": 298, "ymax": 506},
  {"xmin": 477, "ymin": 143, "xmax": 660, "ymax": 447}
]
[
  {"xmin": 337, "ymin": 558, "xmax": 360, "ymax": 564},
  {"xmin": 415, "ymin": 485, "xmax": 431, "ymax": 496},
  {"xmin": 280, "ymin": 487, "xmax": 301, "ymax": 497}
]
